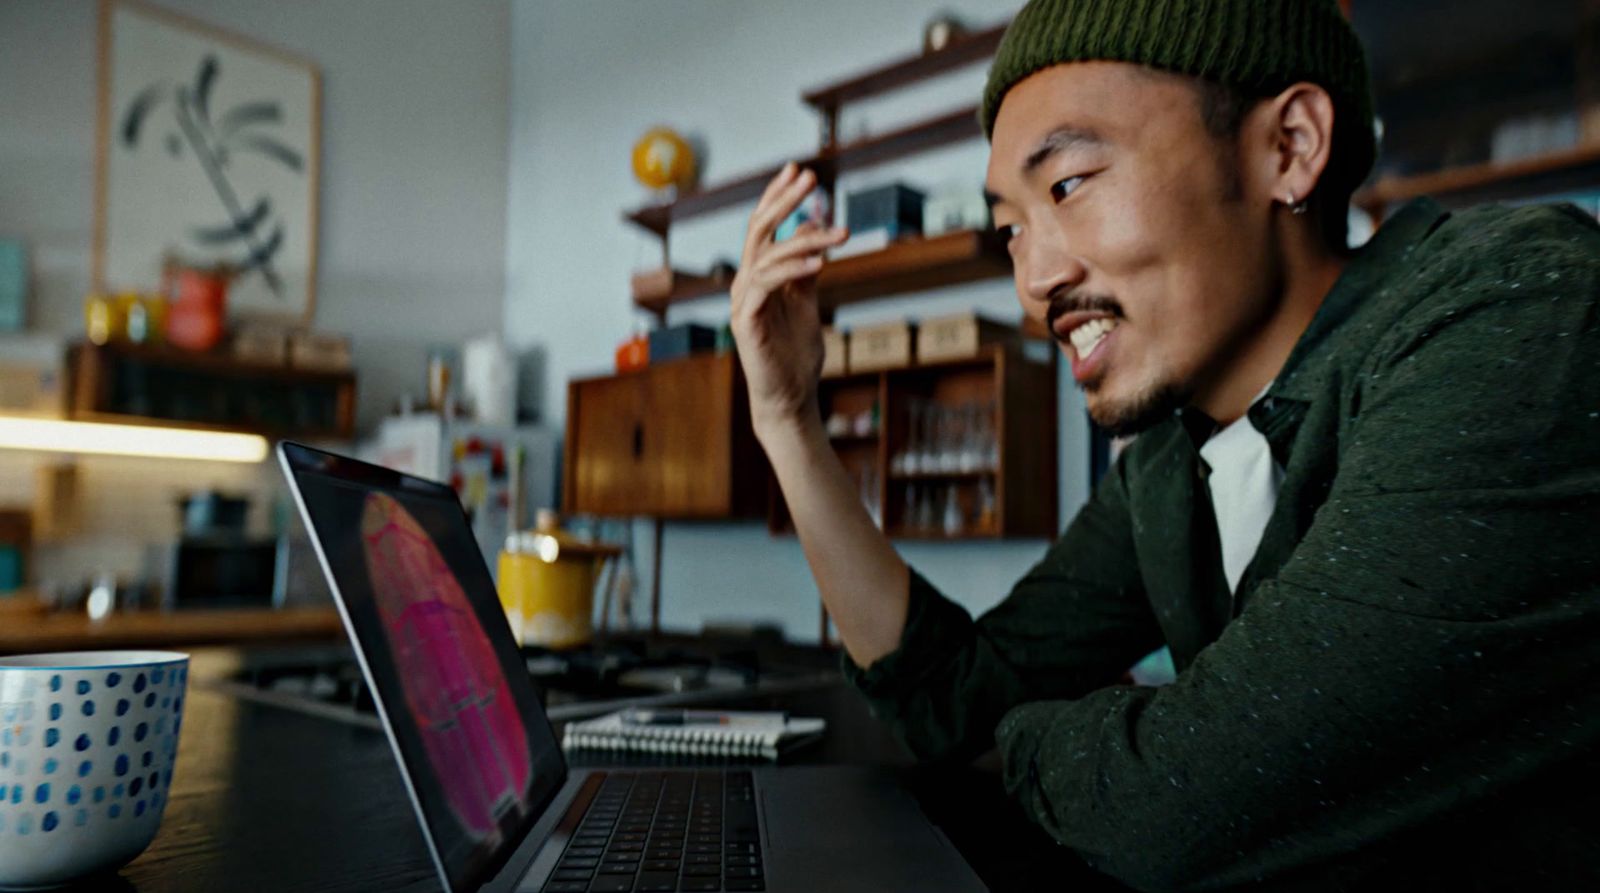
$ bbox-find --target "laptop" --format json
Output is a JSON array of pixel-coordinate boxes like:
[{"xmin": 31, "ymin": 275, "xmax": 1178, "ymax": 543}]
[{"xmin": 278, "ymin": 441, "xmax": 987, "ymax": 893}]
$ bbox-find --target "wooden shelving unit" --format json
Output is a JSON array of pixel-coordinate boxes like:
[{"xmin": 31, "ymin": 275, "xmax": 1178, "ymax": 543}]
[
  {"xmin": 597, "ymin": 18, "xmax": 1027, "ymax": 639},
  {"xmin": 65, "ymin": 341, "xmax": 357, "ymax": 440},
  {"xmin": 770, "ymin": 344, "xmax": 1057, "ymax": 542}
]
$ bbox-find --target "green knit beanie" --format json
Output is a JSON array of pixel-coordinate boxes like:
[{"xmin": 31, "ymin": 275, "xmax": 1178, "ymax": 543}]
[{"xmin": 981, "ymin": 0, "xmax": 1376, "ymax": 193}]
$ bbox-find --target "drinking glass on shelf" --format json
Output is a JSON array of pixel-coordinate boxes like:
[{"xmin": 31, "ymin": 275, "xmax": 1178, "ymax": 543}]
[
  {"xmin": 858, "ymin": 465, "xmax": 882, "ymax": 529},
  {"xmin": 936, "ymin": 403, "xmax": 961, "ymax": 472},
  {"xmin": 914, "ymin": 484, "xmax": 938, "ymax": 533},
  {"xmin": 921, "ymin": 404, "xmax": 940, "ymax": 473},
  {"xmin": 959, "ymin": 401, "xmax": 985, "ymax": 472},
  {"xmin": 942, "ymin": 483, "xmax": 964, "ymax": 536},
  {"xmin": 982, "ymin": 400, "xmax": 1000, "ymax": 471},
  {"xmin": 976, "ymin": 477, "xmax": 997, "ymax": 532},
  {"xmin": 894, "ymin": 400, "xmax": 922, "ymax": 475}
]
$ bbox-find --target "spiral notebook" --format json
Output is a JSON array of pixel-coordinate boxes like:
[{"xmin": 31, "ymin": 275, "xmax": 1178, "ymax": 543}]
[{"xmin": 562, "ymin": 709, "xmax": 827, "ymax": 761}]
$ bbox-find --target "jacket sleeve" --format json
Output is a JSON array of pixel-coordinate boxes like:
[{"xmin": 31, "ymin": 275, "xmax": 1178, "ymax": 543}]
[
  {"xmin": 991, "ymin": 209, "xmax": 1600, "ymax": 890},
  {"xmin": 842, "ymin": 452, "xmax": 1166, "ymax": 764}
]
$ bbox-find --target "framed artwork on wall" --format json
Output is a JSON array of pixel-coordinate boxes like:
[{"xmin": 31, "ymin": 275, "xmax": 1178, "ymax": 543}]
[{"xmin": 94, "ymin": 0, "xmax": 321, "ymax": 325}]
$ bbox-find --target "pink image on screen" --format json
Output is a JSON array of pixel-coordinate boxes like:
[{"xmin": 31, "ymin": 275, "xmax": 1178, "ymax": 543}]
[{"xmin": 360, "ymin": 492, "xmax": 533, "ymax": 840}]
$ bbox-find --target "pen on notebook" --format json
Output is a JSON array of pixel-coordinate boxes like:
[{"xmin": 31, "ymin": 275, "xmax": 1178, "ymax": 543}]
[{"xmin": 619, "ymin": 708, "xmax": 786, "ymax": 726}]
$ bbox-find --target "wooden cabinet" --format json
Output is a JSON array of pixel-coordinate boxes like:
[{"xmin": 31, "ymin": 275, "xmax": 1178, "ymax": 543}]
[
  {"xmin": 563, "ymin": 354, "xmax": 766, "ymax": 519},
  {"xmin": 65, "ymin": 341, "xmax": 356, "ymax": 439},
  {"xmin": 771, "ymin": 344, "xmax": 1058, "ymax": 540}
]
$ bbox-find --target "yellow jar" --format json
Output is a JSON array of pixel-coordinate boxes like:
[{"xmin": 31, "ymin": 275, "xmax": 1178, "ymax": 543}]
[
  {"xmin": 497, "ymin": 511, "xmax": 620, "ymax": 649},
  {"xmin": 84, "ymin": 294, "xmax": 124, "ymax": 345}
]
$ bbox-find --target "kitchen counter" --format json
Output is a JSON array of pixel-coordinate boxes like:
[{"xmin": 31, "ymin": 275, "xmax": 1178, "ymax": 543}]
[
  {"xmin": 93, "ymin": 647, "xmax": 1128, "ymax": 892},
  {"xmin": 0, "ymin": 605, "xmax": 343, "ymax": 655}
]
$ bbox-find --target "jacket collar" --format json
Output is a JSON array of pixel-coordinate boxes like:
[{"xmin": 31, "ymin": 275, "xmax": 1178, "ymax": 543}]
[{"xmin": 1233, "ymin": 198, "xmax": 1453, "ymax": 464}]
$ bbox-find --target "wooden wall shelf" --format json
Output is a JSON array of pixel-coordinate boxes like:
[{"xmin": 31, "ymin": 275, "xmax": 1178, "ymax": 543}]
[
  {"xmin": 1357, "ymin": 143, "xmax": 1600, "ymax": 215},
  {"xmin": 801, "ymin": 23, "xmax": 1009, "ymax": 114},
  {"xmin": 817, "ymin": 229, "xmax": 1009, "ymax": 307},
  {"xmin": 633, "ymin": 229, "xmax": 1010, "ymax": 316},
  {"xmin": 66, "ymin": 341, "xmax": 357, "ymax": 440},
  {"xmin": 626, "ymin": 107, "xmax": 983, "ymax": 237}
]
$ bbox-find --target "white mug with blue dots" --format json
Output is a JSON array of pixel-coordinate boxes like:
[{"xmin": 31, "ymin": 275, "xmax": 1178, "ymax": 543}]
[{"xmin": 0, "ymin": 651, "xmax": 188, "ymax": 889}]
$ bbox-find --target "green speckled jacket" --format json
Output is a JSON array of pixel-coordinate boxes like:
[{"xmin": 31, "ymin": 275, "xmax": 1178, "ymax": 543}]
[{"xmin": 844, "ymin": 199, "xmax": 1600, "ymax": 891}]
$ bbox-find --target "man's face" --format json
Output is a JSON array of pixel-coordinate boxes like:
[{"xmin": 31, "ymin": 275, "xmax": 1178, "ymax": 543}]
[{"xmin": 985, "ymin": 62, "xmax": 1281, "ymax": 436}]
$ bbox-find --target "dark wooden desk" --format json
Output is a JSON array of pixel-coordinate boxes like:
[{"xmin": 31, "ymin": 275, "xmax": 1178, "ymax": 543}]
[
  {"xmin": 0, "ymin": 605, "xmax": 344, "ymax": 655},
  {"xmin": 107, "ymin": 655, "xmax": 1128, "ymax": 892}
]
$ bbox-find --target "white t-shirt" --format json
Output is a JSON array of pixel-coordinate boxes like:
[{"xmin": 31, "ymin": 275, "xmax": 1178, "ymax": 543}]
[{"xmin": 1198, "ymin": 392, "xmax": 1283, "ymax": 594}]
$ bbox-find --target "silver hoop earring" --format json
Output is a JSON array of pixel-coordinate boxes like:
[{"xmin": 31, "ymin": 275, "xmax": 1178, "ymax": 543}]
[{"xmin": 1291, "ymin": 201, "xmax": 1309, "ymax": 216}]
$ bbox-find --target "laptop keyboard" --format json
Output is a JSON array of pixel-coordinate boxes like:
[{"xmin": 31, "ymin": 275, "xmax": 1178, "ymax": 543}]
[{"xmin": 543, "ymin": 770, "xmax": 765, "ymax": 893}]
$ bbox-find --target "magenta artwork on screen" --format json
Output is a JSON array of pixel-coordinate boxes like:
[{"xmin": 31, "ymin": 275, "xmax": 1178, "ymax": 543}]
[{"xmin": 360, "ymin": 492, "xmax": 533, "ymax": 840}]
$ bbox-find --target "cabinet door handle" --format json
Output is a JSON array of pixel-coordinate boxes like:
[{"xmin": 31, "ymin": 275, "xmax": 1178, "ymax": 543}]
[{"xmin": 632, "ymin": 422, "xmax": 644, "ymax": 459}]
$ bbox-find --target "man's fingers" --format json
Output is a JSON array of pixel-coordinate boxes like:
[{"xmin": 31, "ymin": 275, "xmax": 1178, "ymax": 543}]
[
  {"xmin": 755, "ymin": 161, "xmax": 799, "ymax": 209},
  {"xmin": 745, "ymin": 167, "xmax": 818, "ymax": 255},
  {"xmin": 760, "ymin": 226, "xmax": 848, "ymax": 267},
  {"xmin": 751, "ymin": 256, "xmax": 825, "ymax": 293}
]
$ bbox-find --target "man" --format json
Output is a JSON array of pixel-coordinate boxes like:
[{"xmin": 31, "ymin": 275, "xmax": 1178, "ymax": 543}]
[{"xmin": 728, "ymin": 0, "xmax": 1600, "ymax": 889}]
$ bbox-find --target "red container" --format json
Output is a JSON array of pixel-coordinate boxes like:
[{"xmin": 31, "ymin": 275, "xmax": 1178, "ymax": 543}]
[
  {"xmin": 165, "ymin": 267, "xmax": 230, "ymax": 351},
  {"xmin": 614, "ymin": 332, "xmax": 649, "ymax": 373}
]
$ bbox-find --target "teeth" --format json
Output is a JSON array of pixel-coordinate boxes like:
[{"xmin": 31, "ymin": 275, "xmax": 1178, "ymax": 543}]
[{"xmin": 1069, "ymin": 317, "xmax": 1117, "ymax": 359}]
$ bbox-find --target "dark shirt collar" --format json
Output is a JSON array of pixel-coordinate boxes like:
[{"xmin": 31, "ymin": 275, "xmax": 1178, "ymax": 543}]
[{"xmin": 1269, "ymin": 198, "xmax": 1451, "ymax": 405}]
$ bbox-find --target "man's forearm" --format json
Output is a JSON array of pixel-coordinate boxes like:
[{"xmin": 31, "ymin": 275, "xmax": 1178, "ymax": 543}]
[{"xmin": 757, "ymin": 413, "xmax": 909, "ymax": 669}]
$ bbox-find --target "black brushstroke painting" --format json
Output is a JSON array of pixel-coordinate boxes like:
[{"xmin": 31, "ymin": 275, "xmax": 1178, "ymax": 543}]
[{"xmin": 118, "ymin": 53, "xmax": 305, "ymax": 298}]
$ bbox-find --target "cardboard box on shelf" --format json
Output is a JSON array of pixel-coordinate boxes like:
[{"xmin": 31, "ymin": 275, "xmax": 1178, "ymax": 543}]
[
  {"xmin": 821, "ymin": 327, "xmax": 847, "ymax": 378},
  {"xmin": 232, "ymin": 325, "xmax": 289, "ymax": 366},
  {"xmin": 917, "ymin": 313, "xmax": 1017, "ymax": 363},
  {"xmin": 847, "ymin": 320, "xmax": 915, "ymax": 373},
  {"xmin": 289, "ymin": 331, "xmax": 352, "ymax": 371}
]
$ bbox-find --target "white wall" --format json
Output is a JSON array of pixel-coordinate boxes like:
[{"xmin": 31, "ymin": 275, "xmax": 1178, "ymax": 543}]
[
  {"xmin": 504, "ymin": 0, "xmax": 1095, "ymax": 641},
  {"xmin": 0, "ymin": 0, "xmax": 512, "ymax": 589},
  {"xmin": 0, "ymin": 0, "xmax": 512, "ymax": 432}
]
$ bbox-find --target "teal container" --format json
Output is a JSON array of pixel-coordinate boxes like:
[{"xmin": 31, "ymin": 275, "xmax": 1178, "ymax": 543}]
[{"xmin": 0, "ymin": 545, "xmax": 22, "ymax": 593}]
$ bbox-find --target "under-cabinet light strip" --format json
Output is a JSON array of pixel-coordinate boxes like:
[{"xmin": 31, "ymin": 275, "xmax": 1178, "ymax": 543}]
[{"xmin": 0, "ymin": 417, "xmax": 269, "ymax": 463}]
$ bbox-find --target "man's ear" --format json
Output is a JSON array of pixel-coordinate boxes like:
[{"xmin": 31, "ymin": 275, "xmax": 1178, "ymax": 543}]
[{"xmin": 1252, "ymin": 82, "xmax": 1335, "ymax": 210}]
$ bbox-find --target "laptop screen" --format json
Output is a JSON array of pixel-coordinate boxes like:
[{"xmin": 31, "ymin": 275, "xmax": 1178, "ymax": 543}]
[{"xmin": 280, "ymin": 442, "xmax": 567, "ymax": 892}]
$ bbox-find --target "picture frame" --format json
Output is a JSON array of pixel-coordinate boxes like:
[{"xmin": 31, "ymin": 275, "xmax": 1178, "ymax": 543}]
[{"xmin": 94, "ymin": 0, "xmax": 322, "ymax": 325}]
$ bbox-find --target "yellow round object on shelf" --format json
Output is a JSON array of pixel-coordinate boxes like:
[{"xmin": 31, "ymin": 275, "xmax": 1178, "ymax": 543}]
[{"xmin": 631, "ymin": 127, "xmax": 696, "ymax": 191}]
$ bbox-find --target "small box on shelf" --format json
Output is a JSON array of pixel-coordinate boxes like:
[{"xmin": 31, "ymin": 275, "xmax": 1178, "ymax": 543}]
[
  {"xmin": 836, "ymin": 183, "xmax": 926, "ymax": 259},
  {"xmin": 846, "ymin": 183, "xmax": 925, "ymax": 234},
  {"xmin": 232, "ymin": 324, "xmax": 289, "ymax": 366},
  {"xmin": 916, "ymin": 313, "xmax": 1017, "ymax": 364},
  {"xmin": 820, "ymin": 327, "xmax": 847, "ymax": 378},
  {"xmin": 647, "ymin": 323, "xmax": 717, "ymax": 364},
  {"xmin": 923, "ymin": 186, "xmax": 991, "ymax": 238},
  {"xmin": 847, "ymin": 320, "xmax": 915, "ymax": 373},
  {"xmin": 289, "ymin": 331, "xmax": 351, "ymax": 372}
]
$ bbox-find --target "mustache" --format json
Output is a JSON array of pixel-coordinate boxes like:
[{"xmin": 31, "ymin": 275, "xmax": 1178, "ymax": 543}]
[{"xmin": 1045, "ymin": 291, "xmax": 1124, "ymax": 339}]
